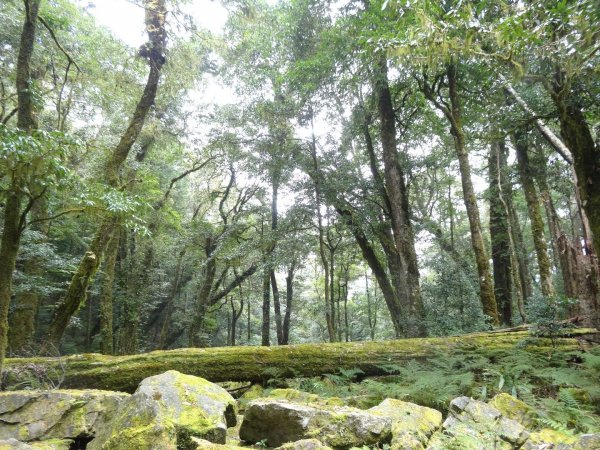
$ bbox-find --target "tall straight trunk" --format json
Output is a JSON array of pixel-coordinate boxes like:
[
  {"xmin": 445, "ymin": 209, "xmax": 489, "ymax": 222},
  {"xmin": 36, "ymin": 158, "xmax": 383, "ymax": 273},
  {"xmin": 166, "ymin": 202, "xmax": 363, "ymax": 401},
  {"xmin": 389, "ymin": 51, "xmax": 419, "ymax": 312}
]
[
  {"xmin": 365, "ymin": 272, "xmax": 378, "ymax": 341},
  {"xmin": 308, "ymin": 112, "xmax": 336, "ymax": 342},
  {"xmin": 551, "ymin": 71, "xmax": 600, "ymax": 254},
  {"xmin": 0, "ymin": 0, "xmax": 41, "ymax": 371},
  {"xmin": 261, "ymin": 267, "xmax": 270, "ymax": 346},
  {"xmin": 45, "ymin": 0, "xmax": 167, "ymax": 350},
  {"xmin": 99, "ymin": 231, "xmax": 120, "ymax": 355},
  {"xmin": 513, "ymin": 129, "xmax": 555, "ymax": 298},
  {"xmin": 157, "ymin": 248, "xmax": 187, "ymax": 349},
  {"xmin": 270, "ymin": 178, "xmax": 284, "ymax": 345},
  {"xmin": 282, "ymin": 263, "xmax": 295, "ymax": 345},
  {"xmin": 423, "ymin": 63, "xmax": 498, "ymax": 324},
  {"xmin": 489, "ymin": 139, "xmax": 513, "ymax": 326},
  {"xmin": 373, "ymin": 57, "xmax": 425, "ymax": 337}
]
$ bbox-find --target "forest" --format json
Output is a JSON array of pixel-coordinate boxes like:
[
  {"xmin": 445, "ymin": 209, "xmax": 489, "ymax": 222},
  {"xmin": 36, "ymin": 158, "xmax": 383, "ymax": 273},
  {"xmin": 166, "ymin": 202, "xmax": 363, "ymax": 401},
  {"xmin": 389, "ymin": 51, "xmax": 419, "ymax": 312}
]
[{"xmin": 2, "ymin": 0, "xmax": 600, "ymax": 448}]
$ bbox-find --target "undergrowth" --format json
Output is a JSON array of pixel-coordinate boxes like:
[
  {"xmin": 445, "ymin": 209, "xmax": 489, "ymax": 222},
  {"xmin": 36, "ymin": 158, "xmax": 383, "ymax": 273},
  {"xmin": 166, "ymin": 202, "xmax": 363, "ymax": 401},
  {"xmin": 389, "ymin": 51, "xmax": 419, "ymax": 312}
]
[{"xmin": 282, "ymin": 344, "xmax": 600, "ymax": 436}]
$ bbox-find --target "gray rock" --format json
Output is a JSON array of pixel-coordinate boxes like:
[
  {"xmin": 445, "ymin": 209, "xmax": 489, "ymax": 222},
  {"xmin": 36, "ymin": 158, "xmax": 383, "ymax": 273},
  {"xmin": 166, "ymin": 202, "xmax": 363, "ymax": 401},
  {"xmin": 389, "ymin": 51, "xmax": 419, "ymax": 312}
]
[
  {"xmin": 369, "ymin": 398, "xmax": 442, "ymax": 450},
  {"xmin": 0, "ymin": 439, "xmax": 73, "ymax": 449},
  {"xmin": 88, "ymin": 370, "xmax": 237, "ymax": 450},
  {"xmin": 426, "ymin": 396, "xmax": 529, "ymax": 450},
  {"xmin": 240, "ymin": 399, "xmax": 391, "ymax": 449},
  {"xmin": 277, "ymin": 438, "xmax": 334, "ymax": 449},
  {"xmin": 573, "ymin": 433, "xmax": 600, "ymax": 450},
  {"xmin": 0, "ymin": 390, "xmax": 129, "ymax": 442}
]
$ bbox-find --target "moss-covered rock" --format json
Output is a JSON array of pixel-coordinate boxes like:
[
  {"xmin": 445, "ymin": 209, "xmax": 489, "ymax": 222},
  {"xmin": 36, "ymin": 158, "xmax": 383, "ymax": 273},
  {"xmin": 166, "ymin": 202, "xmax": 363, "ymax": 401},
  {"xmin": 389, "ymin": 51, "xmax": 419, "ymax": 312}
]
[
  {"xmin": 573, "ymin": 433, "xmax": 600, "ymax": 450},
  {"xmin": 238, "ymin": 385, "xmax": 265, "ymax": 410},
  {"xmin": 88, "ymin": 370, "xmax": 237, "ymax": 450},
  {"xmin": 239, "ymin": 399, "xmax": 391, "ymax": 449},
  {"xmin": 427, "ymin": 396, "xmax": 530, "ymax": 450},
  {"xmin": 369, "ymin": 399, "xmax": 442, "ymax": 450},
  {"xmin": 489, "ymin": 393, "xmax": 538, "ymax": 429},
  {"xmin": 521, "ymin": 428, "xmax": 577, "ymax": 450},
  {"xmin": 0, "ymin": 439, "xmax": 72, "ymax": 450},
  {"xmin": 268, "ymin": 389, "xmax": 344, "ymax": 407},
  {"xmin": 277, "ymin": 438, "xmax": 334, "ymax": 449},
  {"xmin": 190, "ymin": 437, "xmax": 246, "ymax": 449},
  {"xmin": 0, "ymin": 390, "xmax": 129, "ymax": 443}
]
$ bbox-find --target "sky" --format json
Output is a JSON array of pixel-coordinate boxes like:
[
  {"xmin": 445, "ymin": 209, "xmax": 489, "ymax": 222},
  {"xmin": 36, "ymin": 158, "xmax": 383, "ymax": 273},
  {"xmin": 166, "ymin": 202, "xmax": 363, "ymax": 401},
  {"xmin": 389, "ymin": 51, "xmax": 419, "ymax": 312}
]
[{"xmin": 83, "ymin": 0, "xmax": 229, "ymax": 47}]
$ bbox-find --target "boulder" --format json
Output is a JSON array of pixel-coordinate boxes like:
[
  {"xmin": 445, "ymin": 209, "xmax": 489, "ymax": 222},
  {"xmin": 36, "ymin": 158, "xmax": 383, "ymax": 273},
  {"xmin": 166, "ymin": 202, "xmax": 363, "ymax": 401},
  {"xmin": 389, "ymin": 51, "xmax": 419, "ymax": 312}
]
[
  {"xmin": 522, "ymin": 428, "xmax": 577, "ymax": 450},
  {"xmin": 88, "ymin": 370, "xmax": 237, "ymax": 450},
  {"xmin": 0, "ymin": 390, "xmax": 129, "ymax": 443},
  {"xmin": 489, "ymin": 393, "xmax": 538, "ymax": 429},
  {"xmin": 190, "ymin": 438, "xmax": 246, "ymax": 449},
  {"xmin": 0, "ymin": 439, "xmax": 72, "ymax": 450},
  {"xmin": 573, "ymin": 433, "xmax": 600, "ymax": 450},
  {"xmin": 239, "ymin": 399, "xmax": 391, "ymax": 449},
  {"xmin": 369, "ymin": 399, "xmax": 442, "ymax": 450},
  {"xmin": 268, "ymin": 389, "xmax": 345, "ymax": 407},
  {"xmin": 277, "ymin": 438, "xmax": 334, "ymax": 449},
  {"xmin": 426, "ymin": 396, "xmax": 529, "ymax": 450}
]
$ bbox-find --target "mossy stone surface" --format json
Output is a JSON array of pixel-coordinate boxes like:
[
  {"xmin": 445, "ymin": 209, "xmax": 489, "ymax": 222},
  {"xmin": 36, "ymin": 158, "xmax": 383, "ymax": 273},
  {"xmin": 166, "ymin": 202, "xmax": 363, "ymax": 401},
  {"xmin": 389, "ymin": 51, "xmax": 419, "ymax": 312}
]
[
  {"xmin": 239, "ymin": 399, "xmax": 391, "ymax": 449},
  {"xmin": 190, "ymin": 437, "xmax": 246, "ymax": 449},
  {"xmin": 88, "ymin": 370, "xmax": 237, "ymax": 450},
  {"xmin": 268, "ymin": 389, "xmax": 344, "ymax": 407},
  {"xmin": 521, "ymin": 428, "xmax": 576, "ymax": 450},
  {"xmin": 0, "ymin": 390, "xmax": 129, "ymax": 442},
  {"xmin": 277, "ymin": 438, "xmax": 334, "ymax": 449},
  {"xmin": 489, "ymin": 393, "xmax": 537, "ymax": 429},
  {"xmin": 0, "ymin": 439, "xmax": 73, "ymax": 450},
  {"xmin": 369, "ymin": 398, "xmax": 442, "ymax": 450}
]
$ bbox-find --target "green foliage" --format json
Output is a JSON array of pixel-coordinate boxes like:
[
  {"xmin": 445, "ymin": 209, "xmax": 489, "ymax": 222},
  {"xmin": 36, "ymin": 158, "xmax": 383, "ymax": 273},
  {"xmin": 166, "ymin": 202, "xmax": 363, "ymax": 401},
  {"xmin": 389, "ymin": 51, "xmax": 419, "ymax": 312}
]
[{"xmin": 526, "ymin": 294, "xmax": 577, "ymax": 345}]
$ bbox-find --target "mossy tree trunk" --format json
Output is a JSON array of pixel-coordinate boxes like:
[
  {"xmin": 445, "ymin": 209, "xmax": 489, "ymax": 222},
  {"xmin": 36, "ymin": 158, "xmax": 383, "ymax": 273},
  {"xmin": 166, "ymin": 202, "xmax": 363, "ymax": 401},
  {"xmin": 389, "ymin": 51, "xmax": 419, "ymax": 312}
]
[
  {"xmin": 44, "ymin": 0, "xmax": 167, "ymax": 351},
  {"xmin": 4, "ymin": 328, "xmax": 596, "ymax": 393},
  {"xmin": 489, "ymin": 139, "xmax": 513, "ymax": 326},
  {"xmin": 0, "ymin": 0, "xmax": 41, "ymax": 373},
  {"xmin": 513, "ymin": 129, "xmax": 555, "ymax": 298},
  {"xmin": 420, "ymin": 62, "xmax": 499, "ymax": 325},
  {"xmin": 99, "ymin": 231, "xmax": 120, "ymax": 355}
]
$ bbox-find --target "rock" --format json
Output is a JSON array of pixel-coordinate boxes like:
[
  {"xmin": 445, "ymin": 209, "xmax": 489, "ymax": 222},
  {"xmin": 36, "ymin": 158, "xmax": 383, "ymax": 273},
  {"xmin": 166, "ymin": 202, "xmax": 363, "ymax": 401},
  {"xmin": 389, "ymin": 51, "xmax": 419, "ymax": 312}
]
[
  {"xmin": 88, "ymin": 370, "xmax": 238, "ymax": 450},
  {"xmin": 277, "ymin": 438, "xmax": 334, "ymax": 449},
  {"xmin": 573, "ymin": 433, "xmax": 600, "ymax": 450},
  {"xmin": 237, "ymin": 384, "xmax": 264, "ymax": 410},
  {"xmin": 268, "ymin": 389, "xmax": 345, "ymax": 407},
  {"xmin": 190, "ymin": 438, "xmax": 246, "ymax": 449},
  {"xmin": 489, "ymin": 393, "xmax": 538, "ymax": 429},
  {"xmin": 239, "ymin": 399, "xmax": 391, "ymax": 448},
  {"xmin": 0, "ymin": 439, "xmax": 72, "ymax": 450},
  {"xmin": 369, "ymin": 398, "xmax": 442, "ymax": 450},
  {"xmin": 426, "ymin": 396, "xmax": 529, "ymax": 450},
  {"xmin": 0, "ymin": 390, "xmax": 129, "ymax": 443},
  {"xmin": 522, "ymin": 428, "xmax": 577, "ymax": 450}
]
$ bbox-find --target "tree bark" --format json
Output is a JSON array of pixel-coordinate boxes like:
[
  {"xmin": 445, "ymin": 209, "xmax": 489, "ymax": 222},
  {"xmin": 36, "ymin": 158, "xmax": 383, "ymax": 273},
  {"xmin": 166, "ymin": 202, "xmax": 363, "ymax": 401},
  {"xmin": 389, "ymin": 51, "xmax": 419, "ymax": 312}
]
[
  {"xmin": 489, "ymin": 139, "xmax": 513, "ymax": 326},
  {"xmin": 99, "ymin": 231, "xmax": 120, "ymax": 355},
  {"xmin": 0, "ymin": 0, "xmax": 41, "ymax": 372},
  {"xmin": 261, "ymin": 267, "xmax": 271, "ymax": 346},
  {"xmin": 4, "ymin": 328, "xmax": 595, "ymax": 392},
  {"xmin": 282, "ymin": 263, "xmax": 295, "ymax": 345},
  {"xmin": 373, "ymin": 57, "xmax": 425, "ymax": 337},
  {"xmin": 513, "ymin": 129, "xmax": 555, "ymax": 298}
]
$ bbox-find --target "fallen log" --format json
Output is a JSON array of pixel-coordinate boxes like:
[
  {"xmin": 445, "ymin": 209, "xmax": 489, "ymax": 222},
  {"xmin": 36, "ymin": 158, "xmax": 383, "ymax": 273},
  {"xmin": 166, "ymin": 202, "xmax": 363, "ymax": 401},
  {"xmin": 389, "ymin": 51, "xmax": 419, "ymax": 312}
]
[{"xmin": 3, "ymin": 328, "xmax": 598, "ymax": 393}]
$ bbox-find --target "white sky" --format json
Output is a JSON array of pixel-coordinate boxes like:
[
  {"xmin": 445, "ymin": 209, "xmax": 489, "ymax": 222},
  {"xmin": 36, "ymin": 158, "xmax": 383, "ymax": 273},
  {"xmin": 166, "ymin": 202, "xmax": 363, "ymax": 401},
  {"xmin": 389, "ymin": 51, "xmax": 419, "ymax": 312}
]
[{"xmin": 83, "ymin": 0, "xmax": 229, "ymax": 46}]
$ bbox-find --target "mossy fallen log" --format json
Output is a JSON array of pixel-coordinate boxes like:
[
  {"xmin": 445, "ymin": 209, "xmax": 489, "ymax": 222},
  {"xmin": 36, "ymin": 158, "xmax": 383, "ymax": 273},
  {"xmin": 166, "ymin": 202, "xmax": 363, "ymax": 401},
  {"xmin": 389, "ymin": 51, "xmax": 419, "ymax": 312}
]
[{"xmin": 4, "ymin": 328, "xmax": 598, "ymax": 393}]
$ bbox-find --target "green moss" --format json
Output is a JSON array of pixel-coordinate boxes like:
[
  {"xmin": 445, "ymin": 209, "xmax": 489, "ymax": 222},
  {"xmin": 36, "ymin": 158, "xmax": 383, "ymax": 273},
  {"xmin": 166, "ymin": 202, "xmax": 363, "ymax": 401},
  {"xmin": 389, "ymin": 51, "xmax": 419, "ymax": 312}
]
[{"xmin": 526, "ymin": 428, "xmax": 577, "ymax": 446}]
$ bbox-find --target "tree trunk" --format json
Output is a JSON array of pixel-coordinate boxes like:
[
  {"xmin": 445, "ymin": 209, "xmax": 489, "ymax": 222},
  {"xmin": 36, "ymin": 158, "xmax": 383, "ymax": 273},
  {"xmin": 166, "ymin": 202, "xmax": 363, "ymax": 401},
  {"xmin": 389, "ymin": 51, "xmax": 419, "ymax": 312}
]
[
  {"xmin": 446, "ymin": 63, "xmax": 499, "ymax": 325},
  {"xmin": 513, "ymin": 129, "xmax": 555, "ymax": 298},
  {"xmin": 189, "ymin": 238, "xmax": 217, "ymax": 347},
  {"xmin": 0, "ymin": 0, "xmax": 42, "ymax": 373},
  {"xmin": 489, "ymin": 139, "xmax": 513, "ymax": 326},
  {"xmin": 270, "ymin": 178, "xmax": 284, "ymax": 345},
  {"xmin": 261, "ymin": 267, "xmax": 271, "ymax": 346},
  {"xmin": 4, "ymin": 328, "xmax": 595, "ymax": 392},
  {"xmin": 44, "ymin": 0, "xmax": 167, "ymax": 350},
  {"xmin": 99, "ymin": 231, "xmax": 120, "ymax": 355},
  {"xmin": 551, "ymin": 72, "xmax": 600, "ymax": 254},
  {"xmin": 374, "ymin": 57, "xmax": 425, "ymax": 337},
  {"xmin": 282, "ymin": 263, "xmax": 295, "ymax": 345}
]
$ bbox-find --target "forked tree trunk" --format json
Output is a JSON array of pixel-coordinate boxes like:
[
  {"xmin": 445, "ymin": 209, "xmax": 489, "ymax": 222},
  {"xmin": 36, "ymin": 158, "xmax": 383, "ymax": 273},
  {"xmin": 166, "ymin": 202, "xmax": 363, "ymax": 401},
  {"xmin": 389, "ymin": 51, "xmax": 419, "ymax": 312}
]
[{"xmin": 373, "ymin": 57, "xmax": 425, "ymax": 337}]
